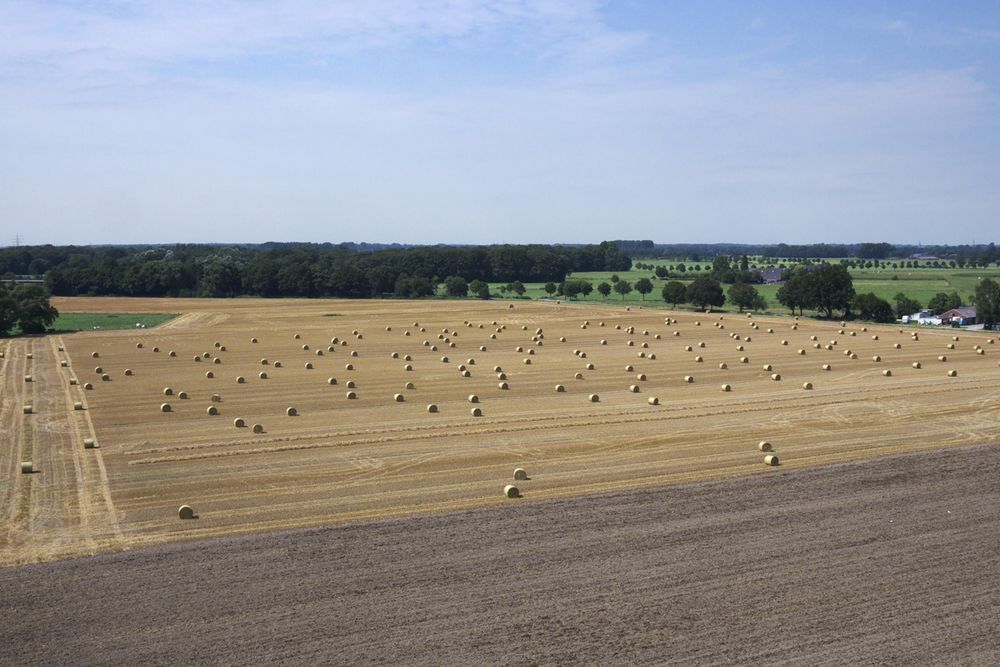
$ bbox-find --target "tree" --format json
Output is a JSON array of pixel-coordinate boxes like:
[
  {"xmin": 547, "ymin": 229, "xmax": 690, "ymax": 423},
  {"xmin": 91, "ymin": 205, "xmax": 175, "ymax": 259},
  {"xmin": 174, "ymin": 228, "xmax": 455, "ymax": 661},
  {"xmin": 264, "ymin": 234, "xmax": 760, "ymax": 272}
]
[
  {"xmin": 893, "ymin": 293, "xmax": 922, "ymax": 319},
  {"xmin": 613, "ymin": 280, "xmax": 633, "ymax": 300},
  {"xmin": 634, "ymin": 278, "xmax": 653, "ymax": 301},
  {"xmin": 974, "ymin": 278, "xmax": 1000, "ymax": 329},
  {"xmin": 467, "ymin": 279, "xmax": 491, "ymax": 299},
  {"xmin": 544, "ymin": 282, "xmax": 557, "ymax": 297},
  {"xmin": 852, "ymin": 292, "xmax": 895, "ymax": 323},
  {"xmin": 610, "ymin": 274, "xmax": 620, "ymax": 283},
  {"xmin": 443, "ymin": 276, "xmax": 468, "ymax": 297},
  {"xmin": 394, "ymin": 275, "xmax": 435, "ymax": 298},
  {"xmin": 927, "ymin": 291, "xmax": 962, "ymax": 314},
  {"xmin": 580, "ymin": 281, "xmax": 593, "ymax": 299},
  {"xmin": 809, "ymin": 264, "xmax": 855, "ymax": 318},
  {"xmin": 560, "ymin": 279, "xmax": 583, "ymax": 299},
  {"xmin": 510, "ymin": 280, "xmax": 525, "ymax": 296},
  {"xmin": 597, "ymin": 282, "xmax": 611, "ymax": 300},
  {"xmin": 686, "ymin": 276, "xmax": 725, "ymax": 311},
  {"xmin": 654, "ymin": 266, "xmax": 668, "ymax": 279},
  {"xmin": 776, "ymin": 269, "xmax": 811, "ymax": 315},
  {"xmin": 727, "ymin": 283, "xmax": 766, "ymax": 312},
  {"xmin": 3, "ymin": 284, "xmax": 59, "ymax": 334},
  {"xmin": 661, "ymin": 281, "xmax": 686, "ymax": 308}
]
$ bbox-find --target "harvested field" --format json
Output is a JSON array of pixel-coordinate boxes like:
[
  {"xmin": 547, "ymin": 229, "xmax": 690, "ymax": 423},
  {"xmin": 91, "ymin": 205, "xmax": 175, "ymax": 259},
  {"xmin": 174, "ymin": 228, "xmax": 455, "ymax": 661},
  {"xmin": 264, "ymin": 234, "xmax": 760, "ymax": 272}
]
[
  {"xmin": 3, "ymin": 296, "xmax": 1000, "ymax": 565},
  {"xmin": 1, "ymin": 444, "xmax": 998, "ymax": 665}
]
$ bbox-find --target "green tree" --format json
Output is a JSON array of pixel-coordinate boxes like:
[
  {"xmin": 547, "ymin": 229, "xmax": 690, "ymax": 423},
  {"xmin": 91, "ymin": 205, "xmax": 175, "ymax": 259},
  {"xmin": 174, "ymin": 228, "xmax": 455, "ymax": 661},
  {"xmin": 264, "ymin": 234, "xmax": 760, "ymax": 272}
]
[
  {"xmin": 544, "ymin": 282, "xmax": 557, "ymax": 297},
  {"xmin": 686, "ymin": 275, "xmax": 725, "ymax": 311},
  {"xmin": 597, "ymin": 282, "xmax": 611, "ymax": 300},
  {"xmin": 853, "ymin": 292, "xmax": 895, "ymax": 323},
  {"xmin": 8, "ymin": 284, "xmax": 59, "ymax": 334},
  {"xmin": 654, "ymin": 266, "xmax": 668, "ymax": 279},
  {"xmin": 727, "ymin": 283, "xmax": 766, "ymax": 313},
  {"xmin": 613, "ymin": 280, "xmax": 633, "ymax": 300},
  {"xmin": 510, "ymin": 280, "xmax": 525, "ymax": 296},
  {"xmin": 467, "ymin": 279, "xmax": 491, "ymax": 299},
  {"xmin": 927, "ymin": 291, "xmax": 962, "ymax": 314},
  {"xmin": 634, "ymin": 277, "xmax": 653, "ymax": 301},
  {"xmin": 443, "ymin": 276, "xmax": 468, "ymax": 297},
  {"xmin": 610, "ymin": 274, "xmax": 620, "ymax": 283},
  {"xmin": 893, "ymin": 293, "xmax": 922, "ymax": 319},
  {"xmin": 0, "ymin": 284, "xmax": 18, "ymax": 336},
  {"xmin": 809, "ymin": 264, "xmax": 855, "ymax": 318},
  {"xmin": 580, "ymin": 281, "xmax": 593, "ymax": 299},
  {"xmin": 974, "ymin": 278, "xmax": 1000, "ymax": 329},
  {"xmin": 776, "ymin": 270, "xmax": 810, "ymax": 315},
  {"xmin": 661, "ymin": 281, "xmax": 686, "ymax": 308}
]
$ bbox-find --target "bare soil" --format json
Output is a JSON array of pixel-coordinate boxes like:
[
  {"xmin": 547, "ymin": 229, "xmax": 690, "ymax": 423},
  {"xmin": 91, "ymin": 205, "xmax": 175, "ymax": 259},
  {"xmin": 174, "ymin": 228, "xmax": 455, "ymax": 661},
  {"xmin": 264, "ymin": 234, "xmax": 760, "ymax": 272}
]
[{"xmin": 2, "ymin": 443, "xmax": 998, "ymax": 666}]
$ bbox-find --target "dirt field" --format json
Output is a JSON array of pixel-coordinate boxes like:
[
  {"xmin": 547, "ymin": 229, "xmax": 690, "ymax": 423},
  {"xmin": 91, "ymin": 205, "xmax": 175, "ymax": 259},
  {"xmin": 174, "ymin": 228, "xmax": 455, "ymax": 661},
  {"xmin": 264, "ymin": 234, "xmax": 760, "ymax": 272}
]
[
  {"xmin": 2, "ymin": 443, "xmax": 998, "ymax": 665},
  {"xmin": 2, "ymin": 296, "xmax": 1000, "ymax": 565}
]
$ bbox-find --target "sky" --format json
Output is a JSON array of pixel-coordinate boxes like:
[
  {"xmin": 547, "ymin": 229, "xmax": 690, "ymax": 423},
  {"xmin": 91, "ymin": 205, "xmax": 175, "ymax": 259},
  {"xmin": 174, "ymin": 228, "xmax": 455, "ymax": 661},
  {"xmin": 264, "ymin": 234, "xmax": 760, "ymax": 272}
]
[{"xmin": 1, "ymin": 1, "xmax": 999, "ymax": 246}]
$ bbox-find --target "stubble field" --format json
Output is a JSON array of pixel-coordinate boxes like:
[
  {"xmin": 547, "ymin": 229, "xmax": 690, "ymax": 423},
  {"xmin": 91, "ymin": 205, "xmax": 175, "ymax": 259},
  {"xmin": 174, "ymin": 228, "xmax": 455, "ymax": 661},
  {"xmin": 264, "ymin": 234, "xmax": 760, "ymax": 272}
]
[{"xmin": 2, "ymin": 296, "xmax": 999, "ymax": 566}]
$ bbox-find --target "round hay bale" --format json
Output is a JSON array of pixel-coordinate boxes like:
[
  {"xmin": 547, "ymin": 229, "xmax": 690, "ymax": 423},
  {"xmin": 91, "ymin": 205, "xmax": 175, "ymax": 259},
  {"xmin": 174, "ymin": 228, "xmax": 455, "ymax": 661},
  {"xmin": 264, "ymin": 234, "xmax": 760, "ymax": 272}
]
[
  {"xmin": 822, "ymin": 364, "xmax": 831, "ymax": 371},
  {"xmin": 69, "ymin": 378, "xmax": 78, "ymax": 385},
  {"xmin": 810, "ymin": 335, "xmax": 817, "ymax": 341},
  {"xmin": 523, "ymin": 358, "xmax": 531, "ymax": 365},
  {"xmin": 802, "ymin": 382, "xmax": 813, "ymax": 390},
  {"xmin": 316, "ymin": 349, "xmax": 323, "ymax": 356},
  {"xmin": 251, "ymin": 337, "xmax": 258, "ymax": 343},
  {"xmin": 160, "ymin": 403, "xmax": 172, "ymax": 413},
  {"xmin": 798, "ymin": 349, "xmax": 806, "ymax": 356},
  {"xmin": 391, "ymin": 352, "xmax": 399, "ymax": 359},
  {"xmin": 872, "ymin": 335, "xmax": 879, "ymax": 341},
  {"xmin": 461, "ymin": 370, "xmax": 471, "ymax": 377},
  {"xmin": 740, "ymin": 356, "xmax": 749, "ymax": 363},
  {"xmin": 236, "ymin": 376, "xmax": 245, "ymax": 384},
  {"xmin": 695, "ymin": 356, "xmax": 704, "ymax": 362},
  {"xmin": 721, "ymin": 384, "xmax": 731, "ymax": 392},
  {"xmin": 468, "ymin": 394, "xmax": 480, "ymax": 403},
  {"xmin": 207, "ymin": 406, "xmax": 219, "ymax": 416},
  {"xmin": 575, "ymin": 372, "xmax": 584, "ymax": 380},
  {"xmin": 426, "ymin": 403, "xmax": 439, "ymax": 413},
  {"xmin": 403, "ymin": 354, "xmax": 412, "ymax": 361},
  {"xmin": 83, "ymin": 438, "xmax": 96, "ymax": 449},
  {"xmin": 764, "ymin": 454, "xmax": 779, "ymax": 466},
  {"xmin": 648, "ymin": 396, "xmax": 659, "ymax": 405},
  {"xmin": 84, "ymin": 382, "xmax": 93, "ymax": 390},
  {"xmin": 648, "ymin": 353, "xmax": 657, "ymax": 360},
  {"xmin": 952, "ymin": 335, "xmax": 959, "ymax": 341},
  {"xmin": 94, "ymin": 366, "xmax": 103, "ymax": 374},
  {"xmin": 589, "ymin": 394, "xmax": 600, "ymax": 402},
  {"xmin": 882, "ymin": 369, "xmax": 892, "ymax": 377},
  {"xmin": 178, "ymin": 505, "xmax": 195, "ymax": 520},
  {"xmin": 205, "ymin": 371, "xmax": 214, "ymax": 378},
  {"xmin": 555, "ymin": 384, "xmax": 565, "ymax": 392},
  {"xmin": 124, "ymin": 368, "xmax": 133, "ymax": 376},
  {"xmin": 629, "ymin": 385, "xmax": 640, "ymax": 393},
  {"xmin": 736, "ymin": 345, "xmax": 744, "ymax": 352},
  {"xmin": 350, "ymin": 350, "xmax": 358, "ymax": 358},
  {"xmin": 977, "ymin": 348, "xmax": 985, "ymax": 355},
  {"xmin": 684, "ymin": 375, "xmax": 694, "ymax": 383},
  {"xmin": 304, "ymin": 362, "xmax": 313, "ymax": 369},
  {"xmin": 719, "ymin": 362, "xmax": 728, "ymax": 369},
  {"xmin": 404, "ymin": 364, "xmax": 413, "ymax": 371},
  {"xmin": 294, "ymin": 333, "xmax": 301, "ymax": 340},
  {"xmin": 947, "ymin": 369, "xmax": 958, "ymax": 377},
  {"xmin": 345, "ymin": 363, "xmax": 354, "ymax": 370},
  {"xmin": 497, "ymin": 372, "xmax": 507, "ymax": 380},
  {"xmin": 685, "ymin": 345, "xmax": 693, "ymax": 352},
  {"xmin": 498, "ymin": 381, "xmax": 509, "ymax": 390},
  {"xmin": 193, "ymin": 355, "xmax": 202, "ymax": 362},
  {"xmin": 758, "ymin": 441, "xmax": 773, "ymax": 452},
  {"xmin": 23, "ymin": 404, "xmax": 33, "ymax": 414},
  {"xmin": 21, "ymin": 461, "xmax": 33, "ymax": 474},
  {"xmin": 781, "ymin": 340, "xmax": 788, "ymax": 346},
  {"xmin": 636, "ymin": 373, "xmax": 647, "ymax": 381},
  {"xmin": 947, "ymin": 343, "xmax": 955, "ymax": 349},
  {"xmin": 211, "ymin": 393, "xmax": 222, "ymax": 402},
  {"xmin": 872, "ymin": 355, "xmax": 881, "ymax": 362},
  {"xmin": 771, "ymin": 373, "xmax": 781, "ymax": 381},
  {"xmin": 326, "ymin": 377, "xmax": 338, "ymax": 385},
  {"xmin": 850, "ymin": 353, "xmax": 858, "ymax": 359},
  {"xmin": 471, "ymin": 407, "xmax": 483, "ymax": 417},
  {"xmin": 178, "ymin": 391, "xmax": 188, "ymax": 399},
  {"xmin": 169, "ymin": 350, "xmax": 177, "ymax": 357},
  {"xmin": 73, "ymin": 401, "xmax": 84, "ymax": 410},
  {"xmin": 513, "ymin": 468, "xmax": 529, "ymax": 481},
  {"xmin": 24, "ymin": 374, "xmax": 32, "ymax": 383},
  {"xmin": 585, "ymin": 363, "xmax": 595, "ymax": 370},
  {"xmin": 893, "ymin": 343, "xmax": 901, "ymax": 349},
  {"xmin": 346, "ymin": 380, "xmax": 356, "ymax": 388},
  {"xmin": 233, "ymin": 418, "xmax": 246, "ymax": 428},
  {"xmin": 91, "ymin": 351, "xmax": 99, "ymax": 358},
  {"xmin": 912, "ymin": 361, "xmax": 922, "ymax": 369},
  {"xmin": 625, "ymin": 364, "xmax": 634, "ymax": 372},
  {"xmin": 101, "ymin": 373, "xmax": 110, "ymax": 382},
  {"xmin": 286, "ymin": 406, "xmax": 298, "ymax": 416},
  {"xmin": 252, "ymin": 423, "xmax": 264, "ymax": 433},
  {"xmin": 762, "ymin": 364, "xmax": 772, "ymax": 371},
  {"xmin": 60, "ymin": 360, "xmax": 68, "ymax": 367},
  {"xmin": 938, "ymin": 355, "xmax": 947, "ymax": 362},
  {"xmin": 504, "ymin": 484, "xmax": 520, "ymax": 498},
  {"xmin": 259, "ymin": 371, "xmax": 268, "ymax": 379},
  {"xmin": 394, "ymin": 393, "xmax": 404, "ymax": 402}
]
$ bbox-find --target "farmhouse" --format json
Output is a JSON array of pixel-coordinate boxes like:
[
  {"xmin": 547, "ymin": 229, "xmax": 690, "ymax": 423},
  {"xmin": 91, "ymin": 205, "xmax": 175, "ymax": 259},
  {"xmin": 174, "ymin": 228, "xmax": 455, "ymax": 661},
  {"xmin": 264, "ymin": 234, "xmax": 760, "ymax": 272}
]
[
  {"xmin": 750, "ymin": 266, "xmax": 784, "ymax": 284},
  {"xmin": 903, "ymin": 310, "xmax": 942, "ymax": 325},
  {"xmin": 939, "ymin": 307, "xmax": 977, "ymax": 326}
]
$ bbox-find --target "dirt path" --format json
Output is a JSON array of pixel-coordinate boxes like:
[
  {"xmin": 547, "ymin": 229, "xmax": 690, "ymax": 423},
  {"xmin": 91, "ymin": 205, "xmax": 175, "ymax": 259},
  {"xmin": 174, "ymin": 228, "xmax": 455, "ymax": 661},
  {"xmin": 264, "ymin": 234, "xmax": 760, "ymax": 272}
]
[{"xmin": 2, "ymin": 443, "xmax": 998, "ymax": 665}]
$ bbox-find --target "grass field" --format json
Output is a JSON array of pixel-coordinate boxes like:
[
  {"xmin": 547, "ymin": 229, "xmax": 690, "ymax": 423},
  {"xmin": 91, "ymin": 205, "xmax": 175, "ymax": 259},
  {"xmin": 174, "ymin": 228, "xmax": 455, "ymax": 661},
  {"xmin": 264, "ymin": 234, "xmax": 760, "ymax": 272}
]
[
  {"xmin": 488, "ymin": 261, "xmax": 1000, "ymax": 314},
  {"xmin": 2, "ymin": 296, "xmax": 998, "ymax": 567},
  {"xmin": 49, "ymin": 312, "xmax": 178, "ymax": 332}
]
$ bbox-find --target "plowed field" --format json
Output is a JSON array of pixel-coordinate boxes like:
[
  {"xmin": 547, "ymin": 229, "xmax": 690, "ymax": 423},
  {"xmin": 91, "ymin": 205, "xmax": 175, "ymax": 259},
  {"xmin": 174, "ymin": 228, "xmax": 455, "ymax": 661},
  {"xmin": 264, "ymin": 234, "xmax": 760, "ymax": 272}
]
[{"xmin": 3, "ymin": 296, "xmax": 999, "ymax": 566}]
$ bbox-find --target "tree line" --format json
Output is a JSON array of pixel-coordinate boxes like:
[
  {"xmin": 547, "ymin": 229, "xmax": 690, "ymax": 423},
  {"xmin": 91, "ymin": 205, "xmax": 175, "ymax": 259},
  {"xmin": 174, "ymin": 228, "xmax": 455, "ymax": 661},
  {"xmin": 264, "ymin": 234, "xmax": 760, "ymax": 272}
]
[{"xmin": 0, "ymin": 242, "xmax": 632, "ymax": 298}]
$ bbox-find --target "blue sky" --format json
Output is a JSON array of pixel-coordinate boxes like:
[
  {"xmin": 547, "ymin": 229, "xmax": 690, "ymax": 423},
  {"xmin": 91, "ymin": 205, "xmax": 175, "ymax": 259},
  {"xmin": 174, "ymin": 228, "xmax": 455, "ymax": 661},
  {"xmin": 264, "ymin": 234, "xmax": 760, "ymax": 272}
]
[{"xmin": 1, "ymin": 1, "xmax": 998, "ymax": 246}]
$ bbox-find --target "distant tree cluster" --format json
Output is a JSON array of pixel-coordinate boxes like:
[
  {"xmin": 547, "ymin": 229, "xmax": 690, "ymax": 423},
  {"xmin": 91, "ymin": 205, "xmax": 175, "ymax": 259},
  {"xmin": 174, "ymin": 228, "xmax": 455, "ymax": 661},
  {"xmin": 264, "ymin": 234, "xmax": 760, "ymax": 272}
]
[
  {"xmin": 0, "ymin": 284, "xmax": 59, "ymax": 336},
  {"xmin": 0, "ymin": 242, "xmax": 632, "ymax": 299},
  {"xmin": 776, "ymin": 265, "xmax": 855, "ymax": 318}
]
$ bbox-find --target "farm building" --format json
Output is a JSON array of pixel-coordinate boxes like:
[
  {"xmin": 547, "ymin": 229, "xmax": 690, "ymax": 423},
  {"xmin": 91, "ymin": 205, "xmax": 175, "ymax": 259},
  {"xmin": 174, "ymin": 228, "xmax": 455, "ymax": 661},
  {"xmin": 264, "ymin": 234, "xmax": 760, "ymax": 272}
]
[
  {"xmin": 903, "ymin": 310, "xmax": 942, "ymax": 325},
  {"xmin": 939, "ymin": 307, "xmax": 977, "ymax": 326},
  {"xmin": 749, "ymin": 266, "xmax": 785, "ymax": 284}
]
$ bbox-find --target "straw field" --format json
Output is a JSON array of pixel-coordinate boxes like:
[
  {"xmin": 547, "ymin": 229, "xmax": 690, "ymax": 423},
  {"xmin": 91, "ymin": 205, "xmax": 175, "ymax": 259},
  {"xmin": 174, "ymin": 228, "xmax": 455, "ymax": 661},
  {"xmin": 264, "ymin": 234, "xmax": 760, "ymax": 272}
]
[{"xmin": 2, "ymin": 295, "xmax": 999, "ymax": 565}]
